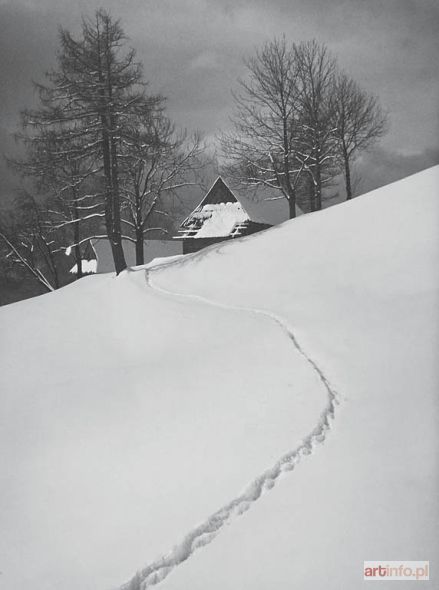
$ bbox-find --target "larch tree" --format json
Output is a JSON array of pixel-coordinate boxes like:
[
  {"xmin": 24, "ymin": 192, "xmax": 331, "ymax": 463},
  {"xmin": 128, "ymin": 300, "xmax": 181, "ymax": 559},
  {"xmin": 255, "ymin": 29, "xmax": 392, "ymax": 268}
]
[
  {"xmin": 333, "ymin": 72, "xmax": 388, "ymax": 199},
  {"xmin": 18, "ymin": 9, "xmax": 160, "ymax": 274}
]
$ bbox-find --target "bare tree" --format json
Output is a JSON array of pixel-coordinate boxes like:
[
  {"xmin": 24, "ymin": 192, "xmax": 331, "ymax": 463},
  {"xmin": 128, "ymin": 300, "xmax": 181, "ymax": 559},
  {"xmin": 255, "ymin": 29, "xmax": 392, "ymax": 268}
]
[
  {"xmin": 294, "ymin": 40, "xmax": 341, "ymax": 211},
  {"xmin": 333, "ymin": 72, "xmax": 388, "ymax": 199},
  {"xmin": 220, "ymin": 37, "xmax": 308, "ymax": 219},
  {"xmin": 120, "ymin": 112, "xmax": 203, "ymax": 264},
  {"xmin": 0, "ymin": 193, "xmax": 64, "ymax": 292},
  {"xmin": 20, "ymin": 9, "xmax": 160, "ymax": 274},
  {"xmin": 9, "ymin": 129, "xmax": 102, "ymax": 279},
  {"xmin": 221, "ymin": 38, "xmax": 346, "ymax": 217}
]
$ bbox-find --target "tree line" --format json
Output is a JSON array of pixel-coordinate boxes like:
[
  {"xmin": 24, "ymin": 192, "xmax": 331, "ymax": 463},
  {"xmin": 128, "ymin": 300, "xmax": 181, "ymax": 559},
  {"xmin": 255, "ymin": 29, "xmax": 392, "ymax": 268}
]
[
  {"xmin": 221, "ymin": 37, "xmax": 387, "ymax": 218},
  {"xmin": 0, "ymin": 11, "xmax": 387, "ymax": 295}
]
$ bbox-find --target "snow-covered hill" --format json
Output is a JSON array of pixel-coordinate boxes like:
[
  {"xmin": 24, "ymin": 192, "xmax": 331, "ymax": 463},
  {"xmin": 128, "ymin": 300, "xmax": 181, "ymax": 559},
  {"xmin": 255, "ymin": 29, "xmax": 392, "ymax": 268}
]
[{"xmin": 1, "ymin": 167, "xmax": 438, "ymax": 590}]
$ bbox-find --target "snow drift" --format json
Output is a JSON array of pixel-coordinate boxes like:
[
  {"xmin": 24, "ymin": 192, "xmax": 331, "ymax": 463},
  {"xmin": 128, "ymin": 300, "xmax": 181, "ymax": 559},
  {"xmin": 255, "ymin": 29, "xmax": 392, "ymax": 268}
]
[{"xmin": 1, "ymin": 166, "xmax": 438, "ymax": 590}]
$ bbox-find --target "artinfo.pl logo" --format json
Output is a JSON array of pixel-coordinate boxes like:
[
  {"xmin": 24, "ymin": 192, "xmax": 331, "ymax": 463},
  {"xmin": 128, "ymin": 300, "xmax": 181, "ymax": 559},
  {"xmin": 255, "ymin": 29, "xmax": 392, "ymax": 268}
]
[{"xmin": 364, "ymin": 561, "xmax": 429, "ymax": 581}]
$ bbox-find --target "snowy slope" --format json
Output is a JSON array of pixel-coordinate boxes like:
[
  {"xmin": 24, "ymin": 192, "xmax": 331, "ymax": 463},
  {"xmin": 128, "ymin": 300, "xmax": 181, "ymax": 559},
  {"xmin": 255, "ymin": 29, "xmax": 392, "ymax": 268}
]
[
  {"xmin": 0, "ymin": 263, "xmax": 326, "ymax": 590},
  {"xmin": 150, "ymin": 166, "xmax": 439, "ymax": 589},
  {"xmin": 1, "ymin": 166, "xmax": 438, "ymax": 590}
]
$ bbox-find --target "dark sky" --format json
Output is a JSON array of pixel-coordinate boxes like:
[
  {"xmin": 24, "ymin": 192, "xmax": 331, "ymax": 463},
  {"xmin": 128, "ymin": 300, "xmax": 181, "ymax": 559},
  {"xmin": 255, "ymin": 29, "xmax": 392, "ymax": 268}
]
[{"xmin": 0, "ymin": 0, "xmax": 438, "ymax": 214}]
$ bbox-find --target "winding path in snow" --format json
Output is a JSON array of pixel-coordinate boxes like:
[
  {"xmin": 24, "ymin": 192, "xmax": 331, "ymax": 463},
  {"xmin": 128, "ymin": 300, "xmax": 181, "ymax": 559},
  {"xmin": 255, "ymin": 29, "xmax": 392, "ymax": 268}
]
[{"xmin": 118, "ymin": 266, "xmax": 340, "ymax": 590}]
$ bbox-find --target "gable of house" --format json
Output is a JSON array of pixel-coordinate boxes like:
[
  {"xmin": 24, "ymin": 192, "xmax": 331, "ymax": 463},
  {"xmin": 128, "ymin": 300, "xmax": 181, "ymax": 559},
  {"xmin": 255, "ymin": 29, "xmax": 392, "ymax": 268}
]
[{"xmin": 177, "ymin": 177, "xmax": 271, "ymax": 241}]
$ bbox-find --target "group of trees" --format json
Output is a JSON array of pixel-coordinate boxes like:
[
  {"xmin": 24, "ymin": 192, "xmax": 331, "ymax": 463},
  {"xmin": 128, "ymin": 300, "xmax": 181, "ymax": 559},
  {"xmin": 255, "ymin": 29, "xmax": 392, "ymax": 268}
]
[
  {"xmin": 221, "ymin": 38, "xmax": 387, "ymax": 218},
  {"xmin": 0, "ymin": 12, "xmax": 387, "ymax": 296},
  {"xmin": 0, "ymin": 9, "xmax": 202, "ymax": 292}
]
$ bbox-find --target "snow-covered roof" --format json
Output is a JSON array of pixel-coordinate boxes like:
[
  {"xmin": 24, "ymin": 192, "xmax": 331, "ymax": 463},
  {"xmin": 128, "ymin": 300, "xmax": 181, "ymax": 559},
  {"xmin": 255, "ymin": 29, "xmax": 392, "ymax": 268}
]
[
  {"xmin": 178, "ymin": 177, "xmax": 269, "ymax": 240},
  {"xmin": 180, "ymin": 201, "xmax": 251, "ymax": 239},
  {"xmin": 69, "ymin": 259, "xmax": 97, "ymax": 275}
]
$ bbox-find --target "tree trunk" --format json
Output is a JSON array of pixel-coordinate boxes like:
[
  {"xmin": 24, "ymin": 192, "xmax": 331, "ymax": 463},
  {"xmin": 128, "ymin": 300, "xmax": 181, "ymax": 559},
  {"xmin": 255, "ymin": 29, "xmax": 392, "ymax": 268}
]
[
  {"xmin": 105, "ymin": 29, "xmax": 127, "ymax": 276},
  {"xmin": 46, "ymin": 246, "xmax": 60, "ymax": 289},
  {"xmin": 134, "ymin": 187, "xmax": 144, "ymax": 266},
  {"xmin": 108, "ymin": 121, "xmax": 126, "ymax": 274},
  {"xmin": 73, "ymin": 195, "xmax": 83, "ymax": 279},
  {"xmin": 306, "ymin": 173, "xmax": 317, "ymax": 212},
  {"xmin": 315, "ymin": 161, "xmax": 322, "ymax": 210},
  {"xmin": 344, "ymin": 150, "xmax": 352, "ymax": 200},
  {"xmin": 74, "ymin": 243, "xmax": 83, "ymax": 279},
  {"xmin": 285, "ymin": 180, "xmax": 296, "ymax": 219},
  {"xmin": 282, "ymin": 116, "xmax": 296, "ymax": 220},
  {"xmin": 98, "ymin": 30, "xmax": 127, "ymax": 276},
  {"xmin": 288, "ymin": 195, "xmax": 296, "ymax": 219},
  {"xmin": 100, "ymin": 115, "xmax": 126, "ymax": 275},
  {"xmin": 109, "ymin": 234, "xmax": 127, "ymax": 274},
  {"xmin": 135, "ymin": 230, "xmax": 144, "ymax": 266},
  {"xmin": 108, "ymin": 187, "xmax": 126, "ymax": 274}
]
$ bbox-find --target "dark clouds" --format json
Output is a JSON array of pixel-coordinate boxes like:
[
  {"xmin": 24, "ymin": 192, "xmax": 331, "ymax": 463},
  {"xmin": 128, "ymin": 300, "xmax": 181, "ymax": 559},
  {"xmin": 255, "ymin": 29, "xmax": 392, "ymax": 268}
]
[
  {"xmin": 356, "ymin": 146, "xmax": 439, "ymax": 194},
  {"xmin": 0, "ymin": 0, "xmax": 438, "ymax": 207}
]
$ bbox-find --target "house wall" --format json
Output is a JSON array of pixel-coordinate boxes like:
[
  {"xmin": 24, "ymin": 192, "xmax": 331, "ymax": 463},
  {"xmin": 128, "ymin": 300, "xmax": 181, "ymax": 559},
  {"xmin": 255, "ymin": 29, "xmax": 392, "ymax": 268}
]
[
  {"xmin": 93, "ymin": 239, "xmax": 183, "ymax": 273},
  {"xmin": 182, "ymin": 223, "xmax": 272, "ymax": 255}
]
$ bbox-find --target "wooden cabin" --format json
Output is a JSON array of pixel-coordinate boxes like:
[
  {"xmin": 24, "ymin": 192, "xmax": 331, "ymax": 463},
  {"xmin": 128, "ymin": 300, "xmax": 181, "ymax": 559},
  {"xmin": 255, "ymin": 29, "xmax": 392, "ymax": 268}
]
[
  {"xmin": 68, "ymin": 239, "xmax": 182, "ymax": 274},
  {"xmin": 176, "ymin": 177, "xmax": 271, "ymax": 254}
]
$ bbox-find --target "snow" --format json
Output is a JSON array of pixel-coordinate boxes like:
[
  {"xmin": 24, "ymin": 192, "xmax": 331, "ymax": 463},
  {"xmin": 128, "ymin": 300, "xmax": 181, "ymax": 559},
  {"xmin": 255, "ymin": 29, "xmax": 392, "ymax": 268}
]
[
  {"xmin": 0, "ymin": 271, "xmax": 326, "ymax": 590},
  {"xmin": 0, "ymin": 166, "xmax": 438, "ymax": 590},
  {"xmin": 141, "ymin": 254, "xmax": 185, "ymax": 270},
  {"xmin": 151, "ymin": 165, "xmax": 439, "ymax": 590},
  {"xmin": 180, "ymin": 201, "xmax": 250, "ymax": 238}
]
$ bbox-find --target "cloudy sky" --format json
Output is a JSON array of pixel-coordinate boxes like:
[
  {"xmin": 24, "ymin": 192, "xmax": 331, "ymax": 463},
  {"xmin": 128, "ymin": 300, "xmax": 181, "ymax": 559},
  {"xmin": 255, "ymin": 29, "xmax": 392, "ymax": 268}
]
[{"xmin": 0, "ymin": 0, "xmax": 438, "ymax": 207}]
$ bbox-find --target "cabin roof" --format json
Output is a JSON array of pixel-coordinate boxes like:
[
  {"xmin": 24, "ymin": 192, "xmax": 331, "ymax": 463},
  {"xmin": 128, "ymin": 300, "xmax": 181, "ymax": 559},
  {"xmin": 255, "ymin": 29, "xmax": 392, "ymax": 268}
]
[
  {"xmin": 177, "ymin": 177, "xmax": 270, "ymax": 240},
  {"xmin": 198, "ymin": 176, "xmax": 241, "ymax": 207}
]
